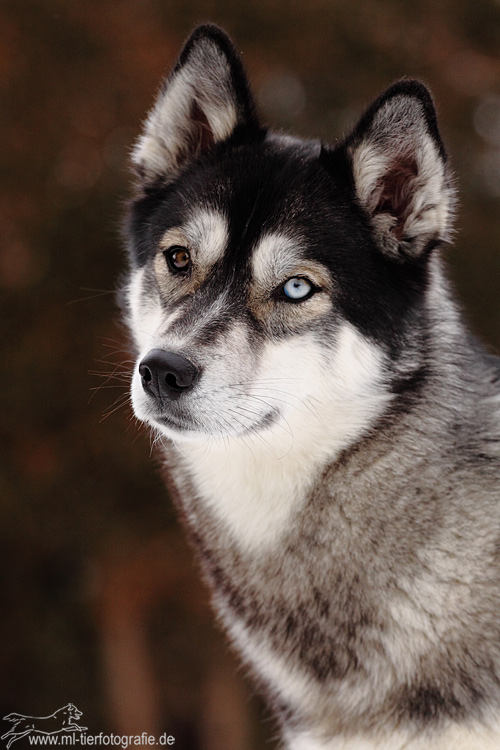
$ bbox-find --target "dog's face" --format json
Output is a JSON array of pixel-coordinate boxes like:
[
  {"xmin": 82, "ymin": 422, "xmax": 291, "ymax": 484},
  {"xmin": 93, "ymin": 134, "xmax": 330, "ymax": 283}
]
[
  {"xmin": 125, "ymin": 25, "xmax": 454, "ymax": 449},
  {"xmin": 59, "ymin": 704, "xmax": 82, "ymax": 722}
]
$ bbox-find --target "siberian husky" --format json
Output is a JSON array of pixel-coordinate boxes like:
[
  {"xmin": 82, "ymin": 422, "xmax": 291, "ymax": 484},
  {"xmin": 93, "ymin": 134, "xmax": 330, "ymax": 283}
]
[{"xmin": 122, "ymin": 24, "xmax": 500, "ymax": 750}]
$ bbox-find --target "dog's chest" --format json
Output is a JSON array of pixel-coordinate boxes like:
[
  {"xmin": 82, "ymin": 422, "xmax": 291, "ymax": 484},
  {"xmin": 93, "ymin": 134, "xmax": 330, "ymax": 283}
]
[
  {"xmin": 172, "ymin": 435, "xmax": 331, "ymax": 551},
  {"xmin": 167, "ymin": 441, "xmax": 396, "ymax": 705},
  {"xmin": 166, "ymin": 438, "xmax": 491, "ymax": 728}
]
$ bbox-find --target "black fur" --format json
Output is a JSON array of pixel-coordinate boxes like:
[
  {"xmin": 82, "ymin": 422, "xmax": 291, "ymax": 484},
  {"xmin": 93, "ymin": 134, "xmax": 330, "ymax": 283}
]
[{"xmin": 124, "ymin": 25, "xmax": 500, "ymax": 748}]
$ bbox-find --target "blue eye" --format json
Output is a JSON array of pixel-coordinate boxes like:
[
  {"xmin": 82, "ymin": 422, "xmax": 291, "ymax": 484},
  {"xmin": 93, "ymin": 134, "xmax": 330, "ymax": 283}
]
[{"xmin": 282, "ymin": 277, "xmax": 313, "ymax": 301}]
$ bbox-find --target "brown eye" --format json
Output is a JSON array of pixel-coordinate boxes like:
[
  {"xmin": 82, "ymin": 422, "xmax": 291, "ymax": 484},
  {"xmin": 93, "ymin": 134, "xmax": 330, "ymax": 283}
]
[{"xmin": 164, "ymin": 245, "xmax": 191, "ymax": 274}]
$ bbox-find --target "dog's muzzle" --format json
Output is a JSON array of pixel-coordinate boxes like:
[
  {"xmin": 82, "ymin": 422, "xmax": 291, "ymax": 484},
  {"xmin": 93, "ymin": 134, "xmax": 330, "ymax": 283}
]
[{"xmin": 139, "ymin": 349, "xmax": 200, "ymax": 402}]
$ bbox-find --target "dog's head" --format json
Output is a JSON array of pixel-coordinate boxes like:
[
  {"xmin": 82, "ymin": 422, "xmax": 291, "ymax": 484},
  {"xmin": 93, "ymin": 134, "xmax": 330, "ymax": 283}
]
[
  {"xmin": 58, "ymin": 704, "xmax": 82, "ymax": 723},
  {"xmin": 124, "ymin": 25, "xmax": 454, "ymax": 451}
]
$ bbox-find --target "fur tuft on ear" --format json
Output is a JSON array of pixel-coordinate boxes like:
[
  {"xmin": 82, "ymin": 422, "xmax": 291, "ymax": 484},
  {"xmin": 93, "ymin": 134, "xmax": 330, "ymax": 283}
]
[
  {"xmin": 132, "ymin": 24, "xmax": 261, "ymax": 184},
  {"xmin": 345, "ymin": 81, "xmax": 455, "ymax": 260}
]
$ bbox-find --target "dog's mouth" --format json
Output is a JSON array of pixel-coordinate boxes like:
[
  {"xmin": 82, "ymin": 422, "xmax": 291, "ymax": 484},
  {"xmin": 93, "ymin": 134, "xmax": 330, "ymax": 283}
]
[
  {"xmin": 150, "ymin": 405, "xmax": 281, "ymax": 438},
  {"xmin": 155, "ymin": 411, "xmax": 197, "ymax": 432}
]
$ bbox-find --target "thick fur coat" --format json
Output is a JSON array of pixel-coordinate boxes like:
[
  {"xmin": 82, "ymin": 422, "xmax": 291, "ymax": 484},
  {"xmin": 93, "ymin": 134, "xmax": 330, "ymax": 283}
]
[{"xmin": 123, "ymin": 25, "xmax": 500, "ymax": 749}]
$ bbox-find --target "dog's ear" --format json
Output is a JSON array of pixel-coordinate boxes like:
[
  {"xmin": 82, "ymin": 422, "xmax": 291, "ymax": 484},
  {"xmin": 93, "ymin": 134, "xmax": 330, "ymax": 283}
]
[
  {"xmin": 132, "ymin": 24, "xmax": 261, "ymax": 184},
  {"xmin": 339, "ymin": 81, "xmax": 454, "ymax": 260}
]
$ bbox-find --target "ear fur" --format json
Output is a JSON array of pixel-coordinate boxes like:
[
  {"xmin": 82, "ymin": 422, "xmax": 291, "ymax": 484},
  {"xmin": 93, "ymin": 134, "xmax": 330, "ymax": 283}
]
[
  {"xmin": 132, "ymin": 24, "xmax": 261, "ymax": 184},
  {"xmin": 344, "ymin": 81, "xmax": 455, "ymax": 260}
]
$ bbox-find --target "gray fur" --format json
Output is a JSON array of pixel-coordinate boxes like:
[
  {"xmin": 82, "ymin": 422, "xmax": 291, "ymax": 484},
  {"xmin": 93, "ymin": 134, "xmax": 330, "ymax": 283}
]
[
  {"xmin": 166, "ymin": 266, "xmax": 500, "ymax": 742},
  {"xmin": 124, "ymin": 25, "xmax": 500, "ymax": 750}
]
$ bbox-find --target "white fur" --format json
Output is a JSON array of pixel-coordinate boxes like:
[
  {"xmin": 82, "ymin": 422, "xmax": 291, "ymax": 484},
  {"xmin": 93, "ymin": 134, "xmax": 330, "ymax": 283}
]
[
  {"xmin": 173, "ymin": 323, "xmax": 392, "ymax": 551},
  {"xmin": 180, "ymin": 208, "xmax": 228, "ymax": 267},
  {"xmin": 252, "ymin": 232, "xmax": 305, "ymax": 284},
  {"xmin": 126, "ymin": 267, "xmax": 163, "ymax": 353}
]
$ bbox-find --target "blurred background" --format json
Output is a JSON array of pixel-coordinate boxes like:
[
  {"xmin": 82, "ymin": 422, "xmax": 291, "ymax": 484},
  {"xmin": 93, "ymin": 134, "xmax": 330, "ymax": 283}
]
[{"xmin": 1, "ymin": 1, "xmax": 500, "ymax": 748}]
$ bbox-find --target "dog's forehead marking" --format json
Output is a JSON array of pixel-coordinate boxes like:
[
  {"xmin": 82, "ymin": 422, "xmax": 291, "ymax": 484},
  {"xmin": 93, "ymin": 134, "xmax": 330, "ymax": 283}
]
[
  {"xmin": 251, "ymin": 231, "xmax": 334, "ymax": 292},
  {"xmin": 159, "ymin": 208, "xmax": 228, "ymax": 267},
  {"xmin": 251, "ymin": 232, "xmax": 304, "ymax": 284}
]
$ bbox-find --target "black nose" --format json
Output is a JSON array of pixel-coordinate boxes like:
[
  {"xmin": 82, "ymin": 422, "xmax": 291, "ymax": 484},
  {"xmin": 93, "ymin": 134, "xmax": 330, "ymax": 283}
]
[{"xmin": 139, "ymin": 349, "xmax": 200, "ymax": 402}]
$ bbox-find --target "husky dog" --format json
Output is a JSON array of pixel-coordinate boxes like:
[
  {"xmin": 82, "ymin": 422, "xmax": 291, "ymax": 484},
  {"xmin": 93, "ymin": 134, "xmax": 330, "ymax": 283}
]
[{"xmin": 123, "ymin": 24, "xmax": 500, "ymax": 750}]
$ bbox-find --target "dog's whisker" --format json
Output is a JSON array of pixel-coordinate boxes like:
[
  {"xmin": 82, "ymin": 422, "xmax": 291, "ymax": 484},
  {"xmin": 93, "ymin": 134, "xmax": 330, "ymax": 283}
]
[
  {"xmin": 89, "ymin": 355, "xmax": 133, "ymax": 404},
  {"xmin": 89, "ymin": 385, "xmax": 130, "ymax": 393},
  {"xmin": 90, "ymin": 373, "xmax": 131, "ymax": 382},
  {"xmin": 67, "ymin": 288, "xmax": 116, "ymax": 305},
  {"xmin": 99, "ymin": 393, "xmax": 131, "ymax": 422}
]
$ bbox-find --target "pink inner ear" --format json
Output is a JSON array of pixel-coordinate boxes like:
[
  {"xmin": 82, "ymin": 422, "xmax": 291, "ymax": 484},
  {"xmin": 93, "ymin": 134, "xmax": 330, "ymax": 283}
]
[
  {"xmin": 190, "ymin": 100, "xmax": 215, "ymax": 154},
  {"xmin": 374, "ymin": 158, "xmax": 419, "ymax": 239}
]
